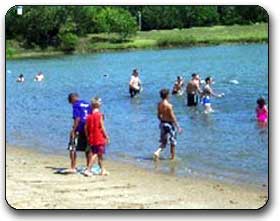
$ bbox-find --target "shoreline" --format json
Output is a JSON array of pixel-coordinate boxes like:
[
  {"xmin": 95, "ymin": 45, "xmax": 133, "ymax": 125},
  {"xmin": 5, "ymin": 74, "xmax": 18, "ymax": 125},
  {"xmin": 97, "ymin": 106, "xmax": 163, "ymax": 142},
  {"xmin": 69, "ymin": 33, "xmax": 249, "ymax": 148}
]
[
  {"xmin": 6, "ymin": 144, "xmax": 268, "ymax": 209},
  {"xmin": 6, "ymin": 23, "xmax": 268, "ymax": 60},
  {"xmin": 6, "ymin": 41, "xmax": 267, "ymax": 60}
]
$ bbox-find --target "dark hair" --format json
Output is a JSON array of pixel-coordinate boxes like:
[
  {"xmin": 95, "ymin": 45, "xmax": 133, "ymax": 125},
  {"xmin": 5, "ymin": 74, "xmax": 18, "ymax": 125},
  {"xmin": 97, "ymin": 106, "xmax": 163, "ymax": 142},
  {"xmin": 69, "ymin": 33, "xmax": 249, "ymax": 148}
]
[
  {"xmin": 205, "ymin": 76, "xmax": 212, "ymax": 83},
  {"xmin": 68, "ymin": 92, "xmax": 79, "ymax": 103},
  {"xmin": 192, "ymin": 73, "xmax": 197, "ymax": 78},
  {"xmin": 132, "ymin": 69, "xmax": 138, "ymax": 76},
  {"xmin": 19, "ymin": 74, "xmax": 24, "ymax": 78},
  {"xmin": 257, "ymin": 97, "xmax": 266, "ymax": 108},
  {"xmin": 160, "ymin": 88, "xmax": 169, "ymax": 99}
]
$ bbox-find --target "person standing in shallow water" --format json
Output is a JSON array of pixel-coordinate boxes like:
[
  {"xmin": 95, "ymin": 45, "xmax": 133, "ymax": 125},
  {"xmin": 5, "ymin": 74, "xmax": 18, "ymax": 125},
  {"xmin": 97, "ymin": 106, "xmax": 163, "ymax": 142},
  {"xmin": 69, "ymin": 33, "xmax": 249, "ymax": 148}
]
[
  {"xmin": 172, "ymin": 76, "xmax": 184, "ymax": 95},
  {"xmin": 129, "ymin": 69, "xmax": 142, "ymax": 98},
  {"xmin": 186, "ymin": 73, "xmax": 202, "ymax": 106},
  {"xmin": 153, "ymin": 89, "xmax": 182, "ymax": 160},
  {"xmin": 256, "ymin": 97, "xmax": 268, "ymax": 124},
  {"xmin": 16, "ymin": 74, "xmax": 24, "ymax": 83},
  {"xmin": 67, "ymin": 93, "xmax": 92, "ymax": 173},
  {"xmin": 201, "ymin": 76, "xmax": 224, "ymax": 113}
]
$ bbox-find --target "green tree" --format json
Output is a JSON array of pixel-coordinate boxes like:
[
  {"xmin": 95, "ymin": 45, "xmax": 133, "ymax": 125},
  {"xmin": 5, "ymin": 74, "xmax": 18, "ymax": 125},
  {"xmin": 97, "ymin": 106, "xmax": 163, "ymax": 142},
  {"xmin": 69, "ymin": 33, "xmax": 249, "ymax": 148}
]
[
  {"xmin": 96, "ymin": 7, "xmax": 137, "ymax": 40},
  {"xmin": 58, "ymin": 19, "xmax": 79, "ymax": 52}
]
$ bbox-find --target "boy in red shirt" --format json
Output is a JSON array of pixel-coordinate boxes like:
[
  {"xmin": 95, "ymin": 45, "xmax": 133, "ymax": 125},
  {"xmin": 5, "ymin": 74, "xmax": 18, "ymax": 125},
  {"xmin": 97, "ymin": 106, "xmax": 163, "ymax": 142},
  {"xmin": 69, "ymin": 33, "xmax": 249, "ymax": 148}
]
[{"xmin": 84, "ymin": 97, "xmax": 110, "ymax": 176}]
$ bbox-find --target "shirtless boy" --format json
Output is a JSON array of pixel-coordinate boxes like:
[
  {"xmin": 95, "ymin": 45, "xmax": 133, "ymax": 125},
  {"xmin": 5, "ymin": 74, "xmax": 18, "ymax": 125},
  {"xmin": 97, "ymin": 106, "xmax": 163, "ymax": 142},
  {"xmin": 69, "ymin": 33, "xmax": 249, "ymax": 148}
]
[
  {"xmin": 153, "ymin": 89, "xmax": 182, "ymax": 160},
  {"xmin": 186, "ymin": 73, "xmax": 202, "ymax": 106}
]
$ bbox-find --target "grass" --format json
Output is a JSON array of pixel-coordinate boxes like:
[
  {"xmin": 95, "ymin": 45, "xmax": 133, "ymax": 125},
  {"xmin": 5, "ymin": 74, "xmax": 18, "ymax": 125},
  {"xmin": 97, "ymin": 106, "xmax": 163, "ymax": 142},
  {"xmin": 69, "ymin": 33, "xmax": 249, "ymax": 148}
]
[{"xmin": 6, "ymin": 23, "xmax": 268, "ymax": 59}]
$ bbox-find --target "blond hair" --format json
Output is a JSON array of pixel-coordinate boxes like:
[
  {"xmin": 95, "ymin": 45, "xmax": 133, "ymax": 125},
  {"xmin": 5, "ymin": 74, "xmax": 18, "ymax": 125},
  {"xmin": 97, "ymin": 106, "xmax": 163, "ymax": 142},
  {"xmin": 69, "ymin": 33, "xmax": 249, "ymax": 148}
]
[{"xmin": 91, "ymin": 97, "xmax": 102, "ymax": 108}]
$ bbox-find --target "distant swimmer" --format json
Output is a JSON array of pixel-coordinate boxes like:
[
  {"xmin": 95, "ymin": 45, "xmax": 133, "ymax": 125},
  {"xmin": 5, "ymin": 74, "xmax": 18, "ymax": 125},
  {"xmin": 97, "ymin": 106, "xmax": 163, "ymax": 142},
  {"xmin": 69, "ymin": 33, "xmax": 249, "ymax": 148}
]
[
  {"xmin": 256, "ymin": 97, "xmax": 268, "ymax": 123},
  {"xmin": 129, "ymin": 69, "xmax": 142, "ymax": 98},
  {"xmin": 172, "ymin": 76, "xmax": 184, "ymax": 95},
  {"xmin": 34, "ymin": 71, "xmax": 44, "ymax": 82},
  {"xmin": 153, "ymin": 88, "xmax": 182, "ymax": 161},
  {"xmin": 201, "ymin": 76, "xmax": 224, "ymax": 114},
  {"xmin": 186, "ymin": 73, "xmax": 203, "ymax": 106},
  {"xmin": 228, "ymin": 79, "xmax": 239, "ymax": 85},
  {"xmin": 16, "ymin": 74, "xmax": 24, "ymax": 83}
]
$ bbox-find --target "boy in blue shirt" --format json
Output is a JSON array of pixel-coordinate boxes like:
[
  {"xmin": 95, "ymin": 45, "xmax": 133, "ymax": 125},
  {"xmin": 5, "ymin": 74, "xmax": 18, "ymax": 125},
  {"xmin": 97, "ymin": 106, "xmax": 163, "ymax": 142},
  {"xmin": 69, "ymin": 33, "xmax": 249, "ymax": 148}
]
[{"xmin": 67, "ymin": 93, "xmax": 92, "ymax": 173}]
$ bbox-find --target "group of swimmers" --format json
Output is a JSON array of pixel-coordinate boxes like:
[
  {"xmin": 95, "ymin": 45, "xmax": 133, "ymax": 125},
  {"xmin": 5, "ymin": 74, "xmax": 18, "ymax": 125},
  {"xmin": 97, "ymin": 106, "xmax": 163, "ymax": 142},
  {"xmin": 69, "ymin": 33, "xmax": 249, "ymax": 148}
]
[
  {"xmin": 16, "ymin": 71, "xmax": 44, "ymax": 83},
  {"xmin": 129, "ymin": 70, "xmax": 225, "ymax": 114},
  {"xmin": 65, "ymin": 68, "xmax": 268, "ymax": 176}
]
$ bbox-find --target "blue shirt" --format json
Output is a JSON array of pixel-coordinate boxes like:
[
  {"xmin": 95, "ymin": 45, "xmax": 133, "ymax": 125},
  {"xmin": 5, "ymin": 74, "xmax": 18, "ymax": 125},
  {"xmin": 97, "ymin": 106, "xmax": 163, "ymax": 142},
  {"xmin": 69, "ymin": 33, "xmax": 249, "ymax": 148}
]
[{"xmin": 72, "ymin": 100, "xmax": 92, "ymax": 133}]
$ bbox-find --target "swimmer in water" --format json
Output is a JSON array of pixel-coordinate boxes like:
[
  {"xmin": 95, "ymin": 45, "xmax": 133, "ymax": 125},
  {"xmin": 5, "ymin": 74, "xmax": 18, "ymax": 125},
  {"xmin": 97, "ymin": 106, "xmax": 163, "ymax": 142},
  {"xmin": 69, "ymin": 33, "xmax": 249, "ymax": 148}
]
[
  {"xmin": 256, "ymin": 97, "xmax": 268, "ymax": 123},
  {"xmin": 16, "ymin": 74, "xmax": 24, "ymax": 83},
  {"xmin": 172, "ymin": 76, "xmax": 184, "ymax": 95},
  {"xmin": 201, "ymin": 76, "xmax": 224, "ymax": 113},
  {"xmin": 34, "ymin": 71, "xmax": 44, "ymax": 82}
]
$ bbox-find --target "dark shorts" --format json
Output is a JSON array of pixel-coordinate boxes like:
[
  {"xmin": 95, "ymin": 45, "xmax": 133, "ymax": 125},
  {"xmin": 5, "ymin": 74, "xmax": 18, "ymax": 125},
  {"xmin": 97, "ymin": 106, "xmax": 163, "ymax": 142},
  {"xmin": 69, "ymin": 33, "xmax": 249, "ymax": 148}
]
[
  {"xmin": 129, "ymin": 86, "xmax": 140, "ymax": 98},
  {"xmin": 75, "ymin": 131, "xmax": 87, "ymax": 152},
  {"xmin": 187, "ymin": 93, "xmax": 198, "ymax": 106},
  {"xmin": 159, "ymin": 121, "xmax": 177, "ymax": 148},
  {"xmin": 91, "ymin": 145, "xmax": 106, "ymax": 155}
]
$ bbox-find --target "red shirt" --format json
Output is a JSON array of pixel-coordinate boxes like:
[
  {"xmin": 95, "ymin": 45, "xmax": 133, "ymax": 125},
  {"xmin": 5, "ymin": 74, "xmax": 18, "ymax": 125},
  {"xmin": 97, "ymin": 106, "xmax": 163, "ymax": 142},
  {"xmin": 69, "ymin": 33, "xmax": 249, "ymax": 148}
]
[{"xmin": 86, "ymin": 111, "xmax": 106, "ymax": 146}]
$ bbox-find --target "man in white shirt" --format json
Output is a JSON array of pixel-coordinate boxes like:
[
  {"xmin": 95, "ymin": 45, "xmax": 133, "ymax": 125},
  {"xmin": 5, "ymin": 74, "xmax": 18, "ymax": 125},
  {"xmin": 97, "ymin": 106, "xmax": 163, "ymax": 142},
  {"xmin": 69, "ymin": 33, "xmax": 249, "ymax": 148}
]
[{"xmin": 129, "ymin": 69, "xmax": 142, "ymax": 98}]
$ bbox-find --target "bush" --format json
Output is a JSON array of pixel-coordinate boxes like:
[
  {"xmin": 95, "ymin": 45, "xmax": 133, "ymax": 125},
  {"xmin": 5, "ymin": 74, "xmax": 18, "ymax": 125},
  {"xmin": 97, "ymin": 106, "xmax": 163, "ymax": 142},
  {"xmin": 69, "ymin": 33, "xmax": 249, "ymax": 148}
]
[
  {"xmin": 59, "ymin": 32, "xmax": 79, "ymax": 53},
  {"xmin": 157, "ymin": 34, "xmax": 195, "ymax": 47}
]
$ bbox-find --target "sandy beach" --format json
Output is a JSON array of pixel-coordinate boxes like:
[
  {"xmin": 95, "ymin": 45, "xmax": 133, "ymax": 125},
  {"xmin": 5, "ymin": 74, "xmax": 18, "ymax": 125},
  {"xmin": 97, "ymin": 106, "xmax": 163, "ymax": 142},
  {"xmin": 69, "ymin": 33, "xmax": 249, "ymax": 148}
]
[{"xmin": 6, "ymin": 145, "xmax": 268, "ymax": 209}]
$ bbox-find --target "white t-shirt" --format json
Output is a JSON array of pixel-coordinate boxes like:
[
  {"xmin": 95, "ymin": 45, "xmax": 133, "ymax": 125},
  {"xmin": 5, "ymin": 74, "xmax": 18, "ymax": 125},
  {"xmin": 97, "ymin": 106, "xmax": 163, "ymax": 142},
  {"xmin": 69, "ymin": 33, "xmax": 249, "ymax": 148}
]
[
  {"xmin": 130, "ymin": 75, "xmax": 141, "ymax": 90},
  {"xmin": 35, "ymin": 74, "xmax": 44, "ymax": 81}
]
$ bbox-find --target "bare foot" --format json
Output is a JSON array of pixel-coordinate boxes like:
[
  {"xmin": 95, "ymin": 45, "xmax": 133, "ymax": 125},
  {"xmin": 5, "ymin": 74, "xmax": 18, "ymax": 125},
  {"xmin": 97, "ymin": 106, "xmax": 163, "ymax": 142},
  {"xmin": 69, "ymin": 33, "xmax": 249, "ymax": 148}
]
[
  {"xmin": 153, "ymin": 152, "xmax": 160, "ymax": 161},
  {"xmin": 100, "ymin": 170, "xmax": 110, "ymax": 176},
  {"xmin": 83, "ymin": 170, "xmax": 93, "ymax": 177},
  {"xmin": 63, "ymin": 168, "xmax": 77, "ymax": 174}
]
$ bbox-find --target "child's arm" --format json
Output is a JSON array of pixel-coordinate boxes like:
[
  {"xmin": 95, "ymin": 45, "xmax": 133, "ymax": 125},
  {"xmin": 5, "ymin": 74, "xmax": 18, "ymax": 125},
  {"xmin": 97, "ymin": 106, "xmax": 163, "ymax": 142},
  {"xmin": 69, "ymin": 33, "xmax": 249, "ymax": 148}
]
[
  {"xmin": 71, "ymin": 118, "xmax": 80, "ymax": 138},
  {"xmin": 209, "ymin": 87, "xmax": 223, "ymax": 98},
  {"xmin": 100, "ymin": 117, "xmax": 109, "ymax": 144},
  {"xmin": 264, "ymin": 105, "xmax": 268, "ymax": 113}
]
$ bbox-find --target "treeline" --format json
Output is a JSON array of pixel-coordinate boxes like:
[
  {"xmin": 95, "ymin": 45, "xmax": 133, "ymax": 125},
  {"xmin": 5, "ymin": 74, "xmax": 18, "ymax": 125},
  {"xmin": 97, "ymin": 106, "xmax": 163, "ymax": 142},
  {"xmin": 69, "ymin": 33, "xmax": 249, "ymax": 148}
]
[{"xmin": 6, "ymin": 6, "xmax": 268, "ymax": 52}]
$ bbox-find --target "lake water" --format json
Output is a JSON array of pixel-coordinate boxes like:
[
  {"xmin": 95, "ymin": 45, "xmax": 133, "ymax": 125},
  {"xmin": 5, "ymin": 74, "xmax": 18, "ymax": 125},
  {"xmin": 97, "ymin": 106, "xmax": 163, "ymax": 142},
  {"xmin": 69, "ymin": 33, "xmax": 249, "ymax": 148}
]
[{"xmin": 6, "ymin": 44, "xmax": 268, "ymax": 186}]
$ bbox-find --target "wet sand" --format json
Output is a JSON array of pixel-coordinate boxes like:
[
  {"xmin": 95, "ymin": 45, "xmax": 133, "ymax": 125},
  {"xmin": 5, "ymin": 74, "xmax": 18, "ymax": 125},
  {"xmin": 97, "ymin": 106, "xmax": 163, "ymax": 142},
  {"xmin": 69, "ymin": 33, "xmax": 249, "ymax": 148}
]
[{"xmin": 6, "ymin": 145, "xmax": 268, "ymax": 209}]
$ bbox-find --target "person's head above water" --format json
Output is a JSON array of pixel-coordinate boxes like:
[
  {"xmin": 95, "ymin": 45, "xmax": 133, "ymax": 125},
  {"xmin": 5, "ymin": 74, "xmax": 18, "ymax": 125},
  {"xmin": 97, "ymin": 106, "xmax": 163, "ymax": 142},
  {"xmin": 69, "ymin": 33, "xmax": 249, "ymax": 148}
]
[
  {"xmin": 68, "ymin": 92, "xmax": 79, "ymax": 104},
  {"xmin": 132, "ymin": 69, "xmax": 139, "ymax": 77},
  {"xmin": 160, "ymin": 88, "xmax": 169, "ymax": 100},
  {"xmin": 192, "ymin": 73, "xmax": 200, "ymax": 80},
  {"xmin": 205, "ymin": 76, "xmax": 213, "ymax": 84},
  {"xmin": 19, "ymin": 74, "xmax": 24, "ymax": 78},
  {"xmin": 91, "ymin": 97, "xmax": 102, "ymax": 109},
  {"xmin": 257, "ymin": 97, "xmax": 266, "ymax": 108},
  {"xmin": 177, "ymin": 76, "xmax": 183, "ymax": 81}
]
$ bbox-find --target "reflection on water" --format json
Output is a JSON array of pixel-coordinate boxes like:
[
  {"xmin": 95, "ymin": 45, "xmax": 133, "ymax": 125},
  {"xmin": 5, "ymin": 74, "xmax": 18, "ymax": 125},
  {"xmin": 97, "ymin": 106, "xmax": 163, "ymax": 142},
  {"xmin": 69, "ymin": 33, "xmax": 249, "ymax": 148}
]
[{"xmin": 6, "ymin": 44, "xmax": 268, "ymax": 186}]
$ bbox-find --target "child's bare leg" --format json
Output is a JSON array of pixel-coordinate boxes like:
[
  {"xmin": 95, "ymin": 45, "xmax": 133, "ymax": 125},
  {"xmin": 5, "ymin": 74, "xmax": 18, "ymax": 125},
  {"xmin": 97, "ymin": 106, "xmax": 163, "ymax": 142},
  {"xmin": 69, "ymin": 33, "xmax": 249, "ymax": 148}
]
[
  {"xmin": 85, "ymin": 150, "xmax": 90, "ymax": 167},
  {"xmin": 154, "ymin": 144, "xmax": 164, "ymax": 160},
  {"xmin": 98, "ymin": 154, "xmax": 108, "ymax": 175},
  {"xmin": 69, "ymin": 151, "xmax": 77, "ymax": 171},
  {"xmin": 205, "ymin": 104, "xmax": 212, "ymax": 113},
  {"xmin": 84, "ymin": 152, "xmax": 97, "ymax": 176},
  {"xmin": 170, "ymin": 144, "xmax": 175, "ymax": 160}
]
